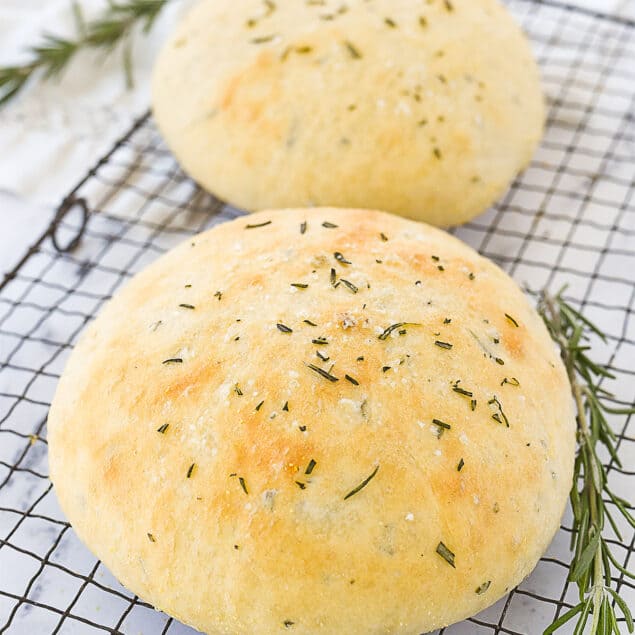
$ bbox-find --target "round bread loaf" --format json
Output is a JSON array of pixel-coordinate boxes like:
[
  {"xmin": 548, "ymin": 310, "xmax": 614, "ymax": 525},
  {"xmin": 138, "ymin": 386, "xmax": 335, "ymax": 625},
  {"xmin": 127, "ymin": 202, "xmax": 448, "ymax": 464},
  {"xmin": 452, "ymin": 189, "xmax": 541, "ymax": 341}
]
[
  {"xmin": 48, "ymin": 208, "xmax": 574, "ymax": 634},
  {"xmin": 151, "ymin": 0, "xmax": 544, "ymax": 226}
]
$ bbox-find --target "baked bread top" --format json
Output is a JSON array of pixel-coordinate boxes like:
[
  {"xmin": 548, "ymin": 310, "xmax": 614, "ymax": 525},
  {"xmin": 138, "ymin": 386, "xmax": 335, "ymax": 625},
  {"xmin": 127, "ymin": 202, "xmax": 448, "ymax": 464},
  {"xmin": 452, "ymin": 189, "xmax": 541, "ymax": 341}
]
[
  {"xmin": 152, "ymin": 0, "xmax": 544, "ymax": 226},
  {"xmin": 48, "ymin": 208, "xmax": 574, "ymax": 634}
]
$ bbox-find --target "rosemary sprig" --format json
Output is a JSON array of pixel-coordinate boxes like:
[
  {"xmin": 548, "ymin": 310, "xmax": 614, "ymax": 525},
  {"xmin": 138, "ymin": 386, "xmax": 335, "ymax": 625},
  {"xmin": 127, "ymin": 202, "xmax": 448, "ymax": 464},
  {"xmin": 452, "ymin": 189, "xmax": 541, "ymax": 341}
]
[
  {"xmin": 539, "ymin": 289, "xmax": 634, "ymax": 635},
  {"xmin": 0, "ymin": 0, "xmax": 170, "ymax": 106}
]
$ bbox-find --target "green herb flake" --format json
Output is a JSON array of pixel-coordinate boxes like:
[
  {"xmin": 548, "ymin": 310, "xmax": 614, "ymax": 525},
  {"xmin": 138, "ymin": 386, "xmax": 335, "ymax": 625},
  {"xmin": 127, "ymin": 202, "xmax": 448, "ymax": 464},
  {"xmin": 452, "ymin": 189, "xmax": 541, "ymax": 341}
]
[
  {"xmin": 444, "ymin": 0, "xmax": 454, "ymax": 12},
  {"xmin": 457, "ymin": 458, "xmax": 465, "ymax": 472},
  {"xmin": 312, "ymin": 337, "xmax": 328, "ymax": 346},
  {"xmin": 345, "ymin": 374, "xmax": 359, "ymax": 386},
  {"xmin": 304, "ymin": 319, "xmax": 317, "ymax": 326},
  {"xmin": 291, "ymin": 283, "xmax": 309, "ymax": 289},
  {"xmin": 495, "ymin": 357, "xmax": 505, "ymax": 365},
  {"xmin": 380, "ymin": 232, "xmax": 389, "ymax": 241},
  {"xmin": 307, "ymin": 363, "xmax": 339, "ymax": 382},
  {"xmin": 419, "ymin": 15, "xmax": 428, "ymax": 28},
  {"xmin": 283, "ymin": 621, "xmax": 295, "ymax": 629},
  {"xmin": 300, "ymin": 221, "xmax": 307, "ymax": 234},
  {"xmin": 343, "ymin": 41, "xmax": 362, "ymax": 59},
  {"xmin": 444, "ymin": 318, "xmax": 452, "ymax": 324},
  {"xmin": 334, "ymin": 251, "xmax": 351, "ymax": 264},
  {"xmin": 501, "ymin": 377, "xmax": 520, "ymax": 387},
  {"xmin": 295, "ymin": 481, "xmax": 306, "ymax": 490},
  {"xmin": 432, "ymin": 418, "xmax": 451, "ymax": 429},
  {"xmin": 238, "ymin": 476, "xmax": 248, "ymax": 495},
  {"xmin": 357, "ymin": 356, "xmax": 365, "ymax": 362},
  {"xmin": 330, "ymin": 268, "xmax": 337, "ymax": 286},
  {"xmin": 157, "ymin": 423, "xmax": 169, "ymax": 434},
  {"xmin": 382, "ymin": 366, "xmax": 391, "ymax": 373},
  {"xmin": 505, "ymin": 313, "xmax": 520, "ymax": 327},
  {"xmin": 234, "ymin": 384, "xmax": 243, "ymax": 396},
  {"xmin": 378, "ymin": 322, "xmax": 420, "ymax": 340},
  {"xmin": 245, "ymin": 219, "xmax": 272, "ymax": 228},
  {"xmin": 340, "ymin": 279, "xmax": 358, "ymax": 294},
  {"xmin": 435, "ymin": 340, "xmax": 453, "ymax": 350},
  {"xmin": 283, "ymin": 401, "xmax": 289, "ymax": 412},
  {"xmin": 470, "ymin": 399, "xmax": 477, "ymax": 411},
  {"xmin": 214, "ymin": 290, "xmax": 223, "ymax": 300},
  {"xmin": 344, "ymin": 465, "xmax": 379, "ymax": 500},
  {"xmin": 179, "ymin": 303, "xmax": 195, "ymax": 309},
  {"xmin": 186, "ymin": 463, "xmax": 196, "ymax": 478},
  {"xmin": 147, "ymin": 532, "xmax": 156, "ymax": 542},
  {"xmin": 184, "ymin": 284, "xmax": 192, "ymax": 288},
  {"xmin": 277, "ymin": 323, "xmax": 293, "ymax": 333},
  {"xmin": 451, "ymin": 382, "xmax": 472, "ymax": 397},
  {"xmin": 255, "ymin": 400, "xmax": 265, "ymax": 411},
  {"xmin": 468, "ymin": 272, "xmax": 476, "ymax": 280},
  {"xmin": 305, "ymin": 459, "xmax": 317, "ymax": 475},
  {"xmin": 162, "ymin": 358, "xmax": 183, "ymax": 364},
  {"xmin": 384, "ymin": 17, "xmax": 397, "ymax": 28},
  {"xmin": 279, "ymin": 45, "xmax": 292, "ymax": 61},
  {"xmin": 433, "ymin": 147, "xmax": 442, "ymax": 159},
  {"xmin": 488, "ymin": 395, "xmax": 510, "ymax": 427},
  {"xmin": 322, "ymin": 221, "xmax": 339, "ymax": 228},
  {"xmin": 250, "ymin": 35, "xmax": 276, "ymax": 44},
  {"xmin": 436, "ymin": 541, "xmax": 456, "ymax": 568},
  {"xmin": 476, "ymin": 581, "xmax": 491, "ymax": 595},
  {"xmin": 316, "ymin": 350, "xmax": 330, "ymax": 362}
]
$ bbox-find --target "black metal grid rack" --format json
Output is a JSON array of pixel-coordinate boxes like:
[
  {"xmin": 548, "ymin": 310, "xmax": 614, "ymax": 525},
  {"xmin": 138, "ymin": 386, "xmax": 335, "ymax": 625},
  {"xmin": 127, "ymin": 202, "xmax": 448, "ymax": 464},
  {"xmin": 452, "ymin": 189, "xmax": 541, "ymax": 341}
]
[{"xmin": 0, "ymin": 0, "xmax": 634, "ymax": 633}]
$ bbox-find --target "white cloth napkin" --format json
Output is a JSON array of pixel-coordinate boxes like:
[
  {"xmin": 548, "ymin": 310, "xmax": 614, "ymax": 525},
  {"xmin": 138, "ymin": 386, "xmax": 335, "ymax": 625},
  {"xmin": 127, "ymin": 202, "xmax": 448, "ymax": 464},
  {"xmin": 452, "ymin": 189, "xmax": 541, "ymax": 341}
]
[{"xmin": 0, "ymin": 0, "xmax": 188, "ymax": 206}]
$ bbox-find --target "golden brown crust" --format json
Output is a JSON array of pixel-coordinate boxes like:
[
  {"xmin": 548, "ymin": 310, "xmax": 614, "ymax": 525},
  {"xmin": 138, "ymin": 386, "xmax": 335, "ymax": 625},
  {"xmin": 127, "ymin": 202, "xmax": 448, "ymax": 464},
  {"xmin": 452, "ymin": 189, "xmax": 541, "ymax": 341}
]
[
  {"xmin": 152, "ymin": 0, "xmax": 544, "ymax": 226},
  {"xmin": 48, "ymin": 208, "xmax": 574, "ymax": 634}
]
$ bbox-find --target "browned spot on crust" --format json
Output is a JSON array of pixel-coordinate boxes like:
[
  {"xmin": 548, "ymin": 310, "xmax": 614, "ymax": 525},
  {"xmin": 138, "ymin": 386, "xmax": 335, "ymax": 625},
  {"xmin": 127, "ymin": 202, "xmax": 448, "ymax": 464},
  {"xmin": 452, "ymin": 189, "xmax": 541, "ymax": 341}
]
[
  {"xmin": 220, "ymin": 52, "xmax": 282, "ymax": 129},
  {"xmin": 502, "ymin": 325, "xmax": 525, "ymax": 360}
]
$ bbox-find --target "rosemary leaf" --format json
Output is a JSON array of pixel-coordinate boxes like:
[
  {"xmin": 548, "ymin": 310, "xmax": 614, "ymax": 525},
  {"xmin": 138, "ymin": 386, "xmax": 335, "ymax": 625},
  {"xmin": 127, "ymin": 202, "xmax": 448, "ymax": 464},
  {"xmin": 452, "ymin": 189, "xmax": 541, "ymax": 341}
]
[
  {"xmin": 538, "ymin": 288, "xmax": 635, "ymax": 635},
  {"xmin": 1, "ymin": 0, "xmax": 169, "ymax": 106},
  {"xmin": 436, "ymin": 541, "xmax": 456, "ymax": 568},
  {"xmin": 344, "ymin": 465, "xmax": 379, "ymax": 500}
]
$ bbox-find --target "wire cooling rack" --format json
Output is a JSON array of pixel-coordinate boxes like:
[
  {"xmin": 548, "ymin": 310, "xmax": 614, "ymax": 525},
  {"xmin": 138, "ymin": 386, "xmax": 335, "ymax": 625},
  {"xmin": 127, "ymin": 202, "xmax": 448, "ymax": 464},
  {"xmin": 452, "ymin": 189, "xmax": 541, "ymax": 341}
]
[{"xmin": 1, "ymin": 1, "xmax": 634, "ymax": 633}]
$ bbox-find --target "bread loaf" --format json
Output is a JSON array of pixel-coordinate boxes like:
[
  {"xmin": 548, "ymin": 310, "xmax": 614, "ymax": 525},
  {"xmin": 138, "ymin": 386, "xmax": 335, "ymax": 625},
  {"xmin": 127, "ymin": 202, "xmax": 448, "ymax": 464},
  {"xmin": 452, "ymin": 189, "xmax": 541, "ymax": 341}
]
[
  {"xmin": 48, "ymin": 208, "xmax": 574, "ymax": 634},
  {"xmin": 152, "ymin": 0, "xmax": 544, "ymax": 226}
]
